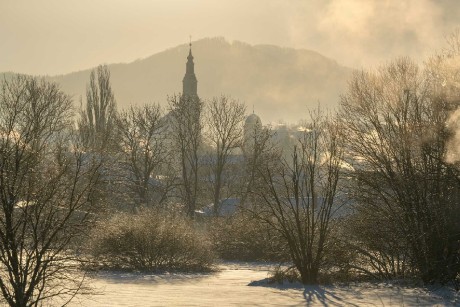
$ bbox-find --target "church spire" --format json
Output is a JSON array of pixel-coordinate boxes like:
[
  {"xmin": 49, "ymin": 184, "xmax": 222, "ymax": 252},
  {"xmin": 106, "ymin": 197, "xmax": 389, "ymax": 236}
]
[{"xmin": 182, "ymin": 38, "xmax": 198, "ymax": 98}]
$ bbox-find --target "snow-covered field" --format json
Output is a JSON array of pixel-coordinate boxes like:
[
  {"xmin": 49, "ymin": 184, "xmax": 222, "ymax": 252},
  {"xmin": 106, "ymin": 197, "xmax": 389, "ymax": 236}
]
[{"xmin": 66, "ymin": 263, "xmax": 459, "ymax": 306}]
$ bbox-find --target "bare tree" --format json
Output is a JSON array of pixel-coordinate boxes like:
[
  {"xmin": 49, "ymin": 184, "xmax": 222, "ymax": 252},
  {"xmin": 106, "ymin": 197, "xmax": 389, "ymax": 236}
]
[
  {"xmin": 78, "ymin": 65, "xmax": 117, "ymax": 151},
  {"xmin": 168, "ymin": 94, "xmax": 204, "ymax": 217},
  {"xmin": 77, "ymin": 65, "xmax": 118, "ymax": 213},
  {"xmin": 205, "ymin": 96, "xmax": 246, "ymax": 215},
  {"xmin": 252, "ymin": 111, "xmax": 343, "ymax": 284},
  {"xmin": 442, "ymin": 28, "xmax": 460, "ymax": 59},
  {"xmin": 117, "ymin": 104, "xmax": 173, "ymax": 208},
  {"xmin": 239, "ymin": 119, "xmax": 278, "ymax": 207},
  {"xmin": 0, "ymin": 75, "xmax": 101, "ymax": 306},
  {"xmin": 339, "ymin": 57, "xmax": 460, "ymax": 283}
]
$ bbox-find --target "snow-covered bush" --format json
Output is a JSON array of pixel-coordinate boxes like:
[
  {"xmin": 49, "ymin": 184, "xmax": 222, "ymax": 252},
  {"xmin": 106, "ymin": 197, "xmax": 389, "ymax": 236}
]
[{"xmin": 89, "ymin": 210, "xmax": 216, "ymax": 271}]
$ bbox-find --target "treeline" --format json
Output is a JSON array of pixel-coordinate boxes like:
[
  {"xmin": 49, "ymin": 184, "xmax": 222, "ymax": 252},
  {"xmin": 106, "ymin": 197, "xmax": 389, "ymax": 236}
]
[{"xmin": 1, "ymin": 36, "xmax": 460, "ymax": 306}]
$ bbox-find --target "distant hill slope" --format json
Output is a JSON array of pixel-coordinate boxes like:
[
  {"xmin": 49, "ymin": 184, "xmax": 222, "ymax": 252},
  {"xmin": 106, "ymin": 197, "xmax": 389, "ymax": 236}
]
[{"xmin": 1, "ymin": 37, "xmax": 353, "ymax": 123}]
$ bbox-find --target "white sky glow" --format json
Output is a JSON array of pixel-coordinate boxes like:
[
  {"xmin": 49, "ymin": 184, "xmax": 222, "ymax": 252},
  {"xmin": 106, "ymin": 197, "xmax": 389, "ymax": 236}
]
[{"xmin": 0, "ymin": 0, "xmax": 458, "ymax": 75}]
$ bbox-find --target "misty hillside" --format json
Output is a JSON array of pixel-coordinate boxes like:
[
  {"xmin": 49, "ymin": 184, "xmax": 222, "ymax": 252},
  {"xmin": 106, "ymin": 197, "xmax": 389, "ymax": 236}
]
[{"xmin": 2, "ymin": 37, "xmax": 352, "ymax": 123}]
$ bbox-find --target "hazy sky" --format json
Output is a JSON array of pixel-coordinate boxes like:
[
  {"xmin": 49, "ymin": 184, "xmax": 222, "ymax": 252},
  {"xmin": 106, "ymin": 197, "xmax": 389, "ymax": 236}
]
[{"xmin": 1, "ymin": 0, "xmax": 459, "ymax": 75}]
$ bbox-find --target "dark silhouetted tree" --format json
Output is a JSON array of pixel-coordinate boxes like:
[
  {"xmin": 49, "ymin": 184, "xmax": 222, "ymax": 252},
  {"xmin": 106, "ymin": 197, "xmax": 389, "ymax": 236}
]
[
  {"xmin": 339, "ymin": 57, "xmax": 460, "ymax": 283},
  {"xmin": 0, "ymin": 75, "xmax": 101, "ymax": 306},
  {"xmin": 253, "ymin": 110, "xmax": 344, "ymax": 284}
]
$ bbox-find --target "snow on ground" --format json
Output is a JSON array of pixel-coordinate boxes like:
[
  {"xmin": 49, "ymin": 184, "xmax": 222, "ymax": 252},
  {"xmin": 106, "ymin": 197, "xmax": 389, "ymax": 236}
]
[{"xmin": 65, "ymin": 263, "xmax": 459, "ymax": 306}]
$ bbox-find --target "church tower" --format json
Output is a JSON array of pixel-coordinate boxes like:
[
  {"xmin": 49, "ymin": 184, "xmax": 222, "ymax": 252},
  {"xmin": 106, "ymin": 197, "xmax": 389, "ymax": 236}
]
[{"xmin": 182, "ymin": 41, "xmax": 198, "ymax": 98}]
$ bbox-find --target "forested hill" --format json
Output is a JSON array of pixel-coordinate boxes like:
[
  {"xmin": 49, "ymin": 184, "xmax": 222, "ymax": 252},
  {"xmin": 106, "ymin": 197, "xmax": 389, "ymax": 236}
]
[{"xmin": 2, "ymin": 37, "xmax": 353, "ymax": 123}]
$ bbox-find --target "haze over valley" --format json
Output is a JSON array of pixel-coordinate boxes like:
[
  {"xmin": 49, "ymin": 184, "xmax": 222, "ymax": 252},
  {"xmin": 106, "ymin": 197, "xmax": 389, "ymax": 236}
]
[{"xmin": 2, "ymin": 37, "xmax": 352, "ymax": 123}]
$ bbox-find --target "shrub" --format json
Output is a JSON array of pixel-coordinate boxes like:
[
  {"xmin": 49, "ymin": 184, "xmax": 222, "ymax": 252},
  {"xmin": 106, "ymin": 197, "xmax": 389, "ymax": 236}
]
[
  {"xmin": 339, "ymin": 209, "xmax": 414, "ymax": 280},
  {"xmin": 209, "ymin": 213, "xmax": 289, "ymax": 262},
  {"xmin": 88, "ymin": 209, "xmax": 215, "ymax": 271},
  {"xmin": 268, "ymin": 266, "xmax": 300, "ymax": 284}
]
